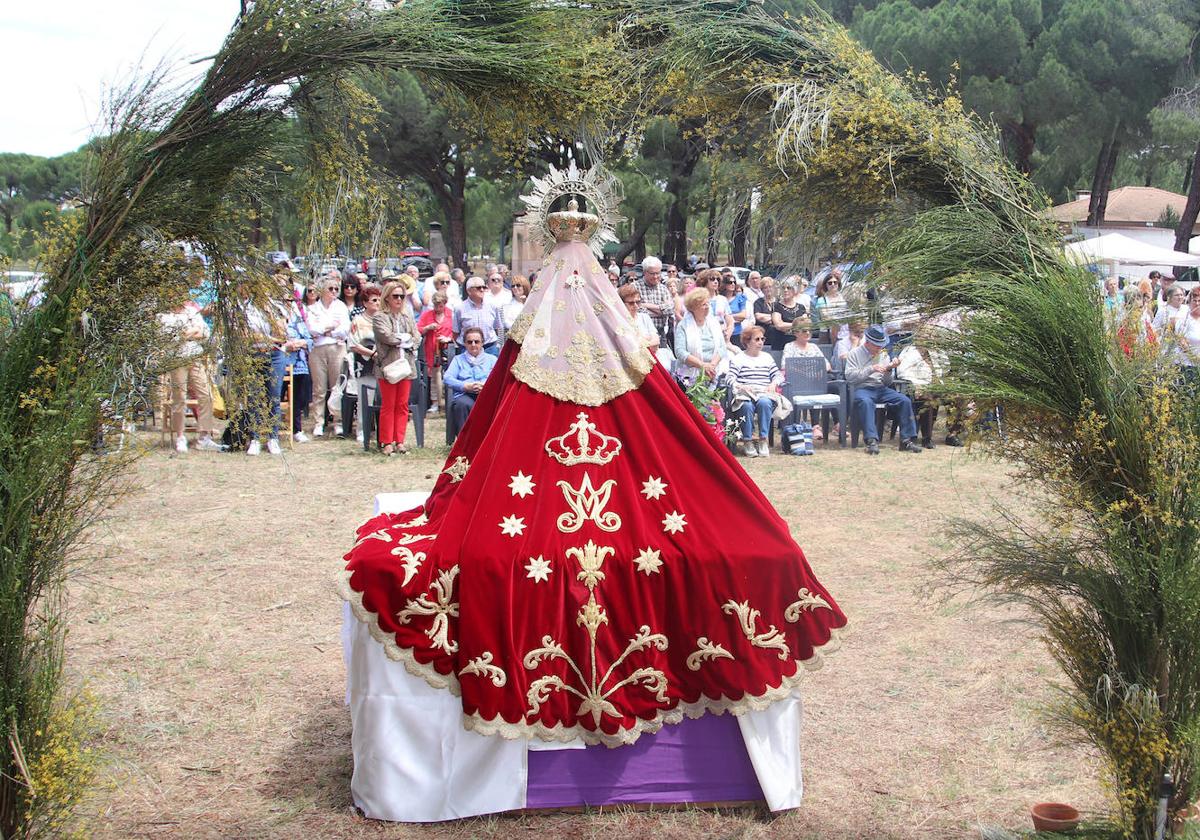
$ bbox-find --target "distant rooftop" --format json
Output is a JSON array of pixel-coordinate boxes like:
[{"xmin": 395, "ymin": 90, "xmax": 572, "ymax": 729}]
[{"xmin": 1051, "ymin": 185, "xmax": 1198, "ymax": 231}]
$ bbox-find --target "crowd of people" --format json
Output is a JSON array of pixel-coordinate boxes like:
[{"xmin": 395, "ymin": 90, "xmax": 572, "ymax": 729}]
[
  {"xmin": 164, "ymin": 252, "xmax": 1188, "ymax": 460},
  {"xmin": 160, "ymin": 259, "xmax": 536, "ymax": 456}
]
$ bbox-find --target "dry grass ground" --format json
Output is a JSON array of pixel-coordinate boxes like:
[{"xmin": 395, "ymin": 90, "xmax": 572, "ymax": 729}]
[{"xmin": 70, "ymin": 419, "xmax": 1104, "ymax": 838}]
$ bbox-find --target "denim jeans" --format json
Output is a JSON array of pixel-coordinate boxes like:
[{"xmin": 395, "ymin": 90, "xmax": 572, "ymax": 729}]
[
  {"xmin": 739, "ymin": 395, "xmax": 774, "ymax": 439},
  {"xmin": 853, "ymin": 385, "xmax": 917, "ymax": 441},
  {"xmin": 246, "ymin": 350, "xmax": 285, "ymax": 440}
]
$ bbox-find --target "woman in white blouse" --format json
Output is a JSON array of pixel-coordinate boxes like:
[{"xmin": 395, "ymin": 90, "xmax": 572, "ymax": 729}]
[{"xmin": 674, "ymin": 288, "xmax": 725, "ymax": 380}]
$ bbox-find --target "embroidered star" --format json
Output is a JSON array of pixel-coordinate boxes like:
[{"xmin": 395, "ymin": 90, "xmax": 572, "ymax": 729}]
[
  {"xmin": 524, "ymin": 555, "xmax": 552, "ymax": 583},
  {"xmin": 641, "ymin": 476, "xmax": 668, "ymax": 500},
  {"xmin": 508, "ymin": 471, "xmax": 536, "ymax": 498},
  {"xmin": 634, "ymin": 547, "xmax": 663, "ymax": 575},
  {"xmin": 662, "ymin": 511, "xmax": 687, "ymax": 535},
  {"xmin": 500, "ymin": 514, "xmax": 527, "ymax": 538}
]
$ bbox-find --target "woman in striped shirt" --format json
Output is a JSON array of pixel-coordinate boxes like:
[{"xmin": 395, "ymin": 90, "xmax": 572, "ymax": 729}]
[{"xmin": 730, "ymin": 326, "xmax": 783, "ymax": 457}]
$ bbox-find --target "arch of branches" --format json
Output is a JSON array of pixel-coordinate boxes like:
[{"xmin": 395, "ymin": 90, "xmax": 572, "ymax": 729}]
[{"xmin": 2, "ymin": 2, "xmax": 1196, "ymax": 837}]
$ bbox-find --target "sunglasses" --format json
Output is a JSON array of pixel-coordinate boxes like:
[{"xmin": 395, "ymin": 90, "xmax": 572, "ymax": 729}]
[
  {"xmin": 390, "ymin": 293, "xmax": 403, "ymax": 299},
  {"xmin": 325, "ymin": 286, "xmax": 340, "ymax": 291},
  {"xmin": 465, "ymin": 339, "xmax": 483, "ymax": 345}
]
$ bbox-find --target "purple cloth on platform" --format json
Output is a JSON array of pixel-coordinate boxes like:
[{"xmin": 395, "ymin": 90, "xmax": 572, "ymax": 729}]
[{"xmin": 525, "ymin": 714, "xmax": 763, "ymax": 807}]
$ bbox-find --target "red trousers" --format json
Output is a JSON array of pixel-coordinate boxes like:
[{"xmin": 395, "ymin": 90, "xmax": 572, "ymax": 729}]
[{"xmin": 377, "ymin": 378, "xmax": 412, "ymax": 446}]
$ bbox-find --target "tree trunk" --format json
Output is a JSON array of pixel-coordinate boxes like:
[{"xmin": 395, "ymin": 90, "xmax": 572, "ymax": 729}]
[
  {"xmin": 731, "ymin": 199, "xmax": 751, "ymax": 266},
  {"xmin": 613, "ymin": 216, "xmax": 653, "ymax": 268},
  {"xmin": 663, "ymin": 199, "xmax": 688, "ymax": 269},
  {"xmin": 1005, "ymin": 120, "xmax": 1036, "ymax": 175},
  {"xmin": 433, "ymin": 158, "xmax": 468, "ymax": 269},
  {"xmin": 1174, "ymin": 139, "xmax": 1200, "ymax": 261},
  {"xmin": 705, "ymin": 201, "xmax": 718, "ymax": 266},
  {"xmin": 661, "ymin": 127, "xmax": 706, "ymax": 269},
  {"xmin": 1087, "ymin": 132, "xmax": 1121, "ymax": 227}
]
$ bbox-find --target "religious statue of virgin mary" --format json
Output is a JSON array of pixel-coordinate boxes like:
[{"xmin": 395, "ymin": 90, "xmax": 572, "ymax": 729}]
[{"xmin": 341, "ymin": 161, "xmax": 845, "ymax": 748}]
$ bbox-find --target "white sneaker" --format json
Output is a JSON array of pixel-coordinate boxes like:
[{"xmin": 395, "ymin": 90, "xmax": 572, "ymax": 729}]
[
  {"xmin": 428, "ymin": 406, "xmax": 439, "ymax": 414},
  {"xmin": 266, "ymin": 439, "xmax": 282, "ymax": 456},
  {"xmin": 312, "ymin": 424, "xmax": 324, "ymax": 438},
  {"xmin": 356, "ymin": 431, "xmax": 364, "ymax": 444},
  {"xmin": 245, "ymin": 440, "xmax": 261, "ymax": 456},
  {"xmin": 174, "ymin": 435, "xmax": 188, "ymax": 453},
  {"xmin": 195, "ymin": 435, "xmax": 222, "ymax": 452},
  {"xmin": 741, "ymin": 441, "xmax": 758, "ymax": 458},
  {"xmin": 293, "ymin": 432, "xmax": 310, "ymax": 444},
  {"xmin": 757, "ymin": 439, "xmax": 770, "ymax": 458},
  {"xmin": 334, "ymin": 424, "xmax": 344, "ymax": 437}
]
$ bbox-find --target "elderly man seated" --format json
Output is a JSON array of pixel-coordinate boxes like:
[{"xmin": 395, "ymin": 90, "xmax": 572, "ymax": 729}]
[
  {"xmin": 843, "ymin": 324, "xmax": 921, "ymax": 455},
  {"xmin": 444, "ymin": 326, "xmax": 497, "ymax": 431}
]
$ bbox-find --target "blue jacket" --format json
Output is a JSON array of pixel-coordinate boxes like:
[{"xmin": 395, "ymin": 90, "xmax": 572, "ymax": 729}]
[
  {"xmin": 286, "ymin": 308, "xmax": 315, "ymax": 375},
  {"xmin": 444, "ymin": 351, "xmax": 497, "ymax": 395}
]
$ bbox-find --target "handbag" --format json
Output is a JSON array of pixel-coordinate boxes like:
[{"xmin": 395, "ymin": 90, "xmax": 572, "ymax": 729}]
[
  {"xmin": 772, "ymin": 393, "xmax": 794, "ymax": 421},
  {"xmin": 382, "ymin": 355, "xmax": 411, "ymax": 384},
  {"xmin": 327, "ymin": 372, "xmax": 347, "ymax": 412}
]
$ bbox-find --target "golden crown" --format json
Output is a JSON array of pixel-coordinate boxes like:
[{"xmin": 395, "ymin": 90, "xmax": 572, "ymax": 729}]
[{"xmin": 544, "ymin": 412, "xmax": 622, "ymax": 467}]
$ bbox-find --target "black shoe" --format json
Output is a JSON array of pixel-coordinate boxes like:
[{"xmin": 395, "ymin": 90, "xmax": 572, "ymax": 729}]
[
  {"xmin": 922, "ymin": 438, "xmax": 934, "ymax": 449},
  {"xmin": 945, "ymin": 434, "xmax": 963, "ymax": 447},
  {"xmin": 865, "ymin": 438, "xmax": 880, "ymax": 455},
  {"xmin": 899, "ymin": 438, "xmax": 923, "ymax": 453}
]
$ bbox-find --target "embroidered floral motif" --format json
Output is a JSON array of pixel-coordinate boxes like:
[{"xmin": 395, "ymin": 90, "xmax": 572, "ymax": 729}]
[
  {"xmin": 554, "ymin": 300, "xmax": 567, "ymax": 311},
  {"xmin": 524, "ymin": 625, "xmax": 669, "ymax": 726},
  {"xmin": 641, "ymin": 476, "xmax": 667, "ymax": 500},
  {"xmin": 784, "ymin": 588, "xmax": 833, "ymax": 621},
  {"xmin": 442, "ymin": 456, "xmax": 470, "ymax": 483},
  {"xmin": 567, "ymin": 541, "xmax": 614, "ymax": 589},
  {"xmin": 556, "ymin": 473, "xmax": 621, "ymax": 534},
  {"xmin": 508, "ymin": 471, "xmax": 536, "ymax": 498},
  {"xmin": 592, "ymin": 301, "xmax": 606, "ymax": 314},
  {"xmin": 574, "ymin": 311, "xmax": 587, "ymax": 324},
  {"xmin": 510, "ymin": 330, "xmax": 653, "ymax": 405},
  {"xmin": 722, "ymin": 600, "xmax": 790, "ymax": 660},
  {"xmin": 391, "ymin": 545, "xmax": 427, "ymax": 586},
  {"xmin": 547, "ymin": 345, "xmax": 559, "ymax": 358},
  {"xmin": 461, "ymin": 651, "xmax": 507, "ymax": 687},
  {"xmin": 395, "ymin": 532, "xmax": 434, "ymax": 545},
  {"xmin": 686, "ymin": 637, "xmax": 734, "ymax": 671},
  {"xmin": 394, "ymin": 512, "xmax": 428, "ymax": 528},
  {"xmin": 352, "ymin": 529, "xmax": 392, "ymax": 550},
  {"xmin": 525, "ymin": 555, "xmax": 552, "ymax": 583},
  {"xmin": 397, "ymin": 567, "xmax": 460, "ymax": 655}
]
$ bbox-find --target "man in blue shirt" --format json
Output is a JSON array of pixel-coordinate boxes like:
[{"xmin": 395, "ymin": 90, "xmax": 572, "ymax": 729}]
[
  {"xmin": 452, "ymin": 276, "xmax": 504, "ymax": 355},
  {"xmin": 444, "ymin": 327, "xmax": 497, "ymax": 431}
]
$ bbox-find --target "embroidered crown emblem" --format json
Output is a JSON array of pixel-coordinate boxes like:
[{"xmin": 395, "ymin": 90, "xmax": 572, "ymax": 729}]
[{"xmin": 544, "ymin": 412, "xmax": 622, "ymax": 467}]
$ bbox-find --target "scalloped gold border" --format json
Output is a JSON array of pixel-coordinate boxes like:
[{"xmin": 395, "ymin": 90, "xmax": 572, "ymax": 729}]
[{"xmin": 338, "ymin": 568, "xmax": 844, "ymax": 748}]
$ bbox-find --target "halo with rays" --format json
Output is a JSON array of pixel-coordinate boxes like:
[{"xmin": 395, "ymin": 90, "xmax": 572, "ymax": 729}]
[{"xmin": 518, "ymin": 162, "xmax": 624, "ymax": 257}]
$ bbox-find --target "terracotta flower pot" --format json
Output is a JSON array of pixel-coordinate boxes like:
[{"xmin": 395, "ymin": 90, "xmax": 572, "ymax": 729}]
[{"xmin": 1030, "ymin": 802, "xmax": 1080, "ymax": 833}]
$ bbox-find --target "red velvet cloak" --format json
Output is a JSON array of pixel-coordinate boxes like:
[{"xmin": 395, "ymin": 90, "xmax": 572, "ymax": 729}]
[{"xmin": 342, "ymin": 357, "xmax": 847, "ymax": 746}]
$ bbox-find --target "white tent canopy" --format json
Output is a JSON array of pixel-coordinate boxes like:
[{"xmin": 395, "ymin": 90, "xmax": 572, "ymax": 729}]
[{"xmin": 1064, "ymin": 232, "xmax": 1200, "ymax": 267}]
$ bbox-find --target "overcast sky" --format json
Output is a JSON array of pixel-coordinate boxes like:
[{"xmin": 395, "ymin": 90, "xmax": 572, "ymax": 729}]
[{"xmin": 2, "ymin": 2, "xmax": 240, "ymax": 157}]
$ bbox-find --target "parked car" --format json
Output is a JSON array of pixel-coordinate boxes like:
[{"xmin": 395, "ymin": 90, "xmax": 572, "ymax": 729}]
[
  {"xmin": 265, "ymin": 250, "xmax": 290, "ymax": 265},
  {"xmin": 400, "ymin": 256, "xmax": 435, "ymax": 279}
]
